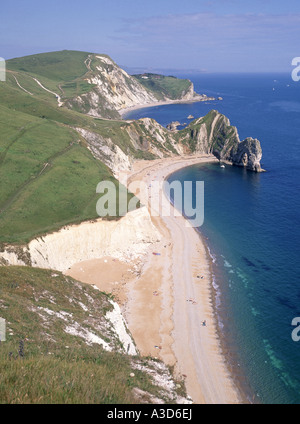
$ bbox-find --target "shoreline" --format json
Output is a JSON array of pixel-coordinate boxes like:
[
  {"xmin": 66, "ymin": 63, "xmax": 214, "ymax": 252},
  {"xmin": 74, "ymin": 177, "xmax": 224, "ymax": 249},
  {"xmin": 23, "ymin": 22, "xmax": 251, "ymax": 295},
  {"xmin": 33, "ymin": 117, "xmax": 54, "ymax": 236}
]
[
  {"xmin": 118, "ymin": 95, "xmax": 216, "ymax": 118},
  {"xmin": 67, "ymin": 154, "xmax": 245, "ymax": 403},
  {"xmin": 163, "ymin": 161, "xmax": 254, "ymax": 404},
  {"xmin": 195, "ymin": 228, "xmax": 253, "ymax": 404},
  {"xmin": 125, "ymin": 155, "xmax": 243, "ymax": 403}
]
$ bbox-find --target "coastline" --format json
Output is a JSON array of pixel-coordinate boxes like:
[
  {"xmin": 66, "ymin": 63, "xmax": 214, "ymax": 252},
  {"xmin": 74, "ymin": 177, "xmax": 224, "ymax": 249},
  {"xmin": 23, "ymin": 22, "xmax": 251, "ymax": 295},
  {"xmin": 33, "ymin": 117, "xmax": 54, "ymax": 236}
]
[
  {"xmin": 125, "ymin": 155, "xmax": 243, "ymax": 403},
  {"xmin": 67, "ymin": 154, "xmax": 244, "ymax": 404},
  {"xmin": 118, "ymin": 95, "xmax": 216, "ymax": 118}
]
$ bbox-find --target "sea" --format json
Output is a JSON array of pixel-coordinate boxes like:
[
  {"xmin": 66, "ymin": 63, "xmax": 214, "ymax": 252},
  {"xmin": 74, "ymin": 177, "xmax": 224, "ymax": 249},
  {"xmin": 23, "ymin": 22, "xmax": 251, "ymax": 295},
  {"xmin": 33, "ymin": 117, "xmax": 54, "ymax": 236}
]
[{"xmin": 124, "ymin": 73, "xmax": 300, "ymax": 404}]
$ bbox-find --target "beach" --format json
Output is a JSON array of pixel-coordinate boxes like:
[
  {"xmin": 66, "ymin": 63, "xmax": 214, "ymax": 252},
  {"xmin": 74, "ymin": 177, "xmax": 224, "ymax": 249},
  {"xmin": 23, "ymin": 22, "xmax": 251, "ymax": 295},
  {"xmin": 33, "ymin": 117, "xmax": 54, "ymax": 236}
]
[
  {"xmin": 67, "ymin": 153, "xmax": 242, "ymax": 404},
  {"xmin": 118, "ymin": 95, "xmax": 215, "ymax": 117}
]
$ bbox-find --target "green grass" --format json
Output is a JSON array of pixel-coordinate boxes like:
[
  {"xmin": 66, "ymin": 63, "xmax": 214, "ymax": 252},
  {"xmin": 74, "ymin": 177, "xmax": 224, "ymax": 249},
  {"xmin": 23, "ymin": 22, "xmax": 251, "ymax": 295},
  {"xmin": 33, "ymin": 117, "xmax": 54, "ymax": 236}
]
[
  {"xmin": 133, "ymin": 73, "xmax": 192, "ymax": 100},
  {"xmin": 0, "ymin": 51, "xmax": 204, "ymax": 244},
  {"xmin": 0, "ymin": 266, "xmax": 186, "ymax": 404},
  {"xmin": 7, "ymin": 51, "xmax": 110, "ymax": 102},
  {"xmin": 0, "ymin": 93, "xmax": 115, "ymax": 244},
  {"xmin": 0, "ymin": 69, "xmax": 145, "ymax": 244},
  {"xmin": 7, "ymin": 50, "xmax": 92, "ymax": 83},
  {"xmin": 60, "ymin": 80, "xmax": 96, "ymax": 98},
  {"xmin": 0, "ymin": 143, "xmax": 120, "ymax": 243},
  {"xmin": 0, "ymin": 135, "xmax": 138, "ymax": 244}
]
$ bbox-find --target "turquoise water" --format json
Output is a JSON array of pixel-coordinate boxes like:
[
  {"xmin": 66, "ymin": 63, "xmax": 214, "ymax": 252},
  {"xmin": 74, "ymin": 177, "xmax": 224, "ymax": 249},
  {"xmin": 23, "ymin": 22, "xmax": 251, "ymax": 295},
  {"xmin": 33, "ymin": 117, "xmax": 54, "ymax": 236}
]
[{"xmin": 125, "ymin": 74, "xmax": 300, "ymax": 404}]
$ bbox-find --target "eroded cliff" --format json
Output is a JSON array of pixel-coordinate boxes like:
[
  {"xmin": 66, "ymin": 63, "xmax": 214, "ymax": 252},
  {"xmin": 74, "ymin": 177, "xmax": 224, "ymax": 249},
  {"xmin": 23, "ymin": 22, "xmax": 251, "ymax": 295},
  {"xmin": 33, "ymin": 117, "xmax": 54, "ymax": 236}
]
[
  {"xmin": 65, "ymin": 55, "xmax": 201, "ymax": 119},
  {"xmin": 0, "ymin": 207, "xmax": 161, "ymax": 272},
  {"xmin": 177, "ymin": 110, "xmax": 263, "ymax": 171},
  {"xmin": 75, "ymin": 110, "xmax": 263, "ymax": 174}
]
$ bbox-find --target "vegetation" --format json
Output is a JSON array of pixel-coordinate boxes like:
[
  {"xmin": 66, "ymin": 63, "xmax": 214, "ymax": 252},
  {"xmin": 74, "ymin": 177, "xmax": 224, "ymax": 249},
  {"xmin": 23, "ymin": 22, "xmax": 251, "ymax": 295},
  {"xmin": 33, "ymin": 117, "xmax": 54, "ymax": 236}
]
[
  {"xmin": 1, "ymin": 53, "xmax": 152, "ymax": 244},
  {"xmin": 0, "ymin": 53, "xmax": 236, "ymax": 245},
  {"xmin": 0, "ymin": 99, "xmax": 135, "ymax": 244},
  {"xmin": 176, "ymin": 110, "xmax": 238, "ymax": 155},
  {"xmin": 8, "ymin": 50, "xmax": 92, "ymax": 86},
  {"xmin": 0, "ymin": 266, "xmax": 185, "ymax": 404},
  {"xmin": 133, "ymin": 73, "xmax": 192, "ymax": 100}
]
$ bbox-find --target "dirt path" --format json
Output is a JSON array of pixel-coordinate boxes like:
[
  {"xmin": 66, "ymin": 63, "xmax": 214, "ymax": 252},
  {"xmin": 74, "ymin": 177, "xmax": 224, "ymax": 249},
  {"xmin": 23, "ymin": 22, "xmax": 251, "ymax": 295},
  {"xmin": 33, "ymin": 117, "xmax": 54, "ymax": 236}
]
[
  {"xmin": 84, "ymin": 55, "xmax": 92, "ymax": 71},
  {"xmin": 31, "ymin": 76, "xmax": 63, "ymax": 107},
  {"xmin": 11, "ymin": 74, "xmax": 33, "ymax": 95}
]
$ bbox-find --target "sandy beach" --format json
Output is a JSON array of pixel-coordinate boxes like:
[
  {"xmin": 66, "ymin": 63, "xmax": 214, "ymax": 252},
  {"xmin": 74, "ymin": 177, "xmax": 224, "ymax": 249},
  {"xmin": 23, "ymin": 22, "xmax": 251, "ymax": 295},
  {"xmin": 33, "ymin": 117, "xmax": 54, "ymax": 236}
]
[
  {"xmin": 118, "ymin": 95, "xmax": 215, "ymax": 117},
  {"xmin": 68, "ymin": 154, "xmax": 242, "ymax": 404}
]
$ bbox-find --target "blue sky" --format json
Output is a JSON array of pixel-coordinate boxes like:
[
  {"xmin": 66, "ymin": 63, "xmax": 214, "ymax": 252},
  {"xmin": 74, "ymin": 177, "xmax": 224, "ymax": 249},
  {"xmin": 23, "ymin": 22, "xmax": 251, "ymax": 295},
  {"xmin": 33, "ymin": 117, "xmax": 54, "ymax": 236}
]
[{"xmin": 1, "ymin": 0, "xmax": 300, "ymax": 72}]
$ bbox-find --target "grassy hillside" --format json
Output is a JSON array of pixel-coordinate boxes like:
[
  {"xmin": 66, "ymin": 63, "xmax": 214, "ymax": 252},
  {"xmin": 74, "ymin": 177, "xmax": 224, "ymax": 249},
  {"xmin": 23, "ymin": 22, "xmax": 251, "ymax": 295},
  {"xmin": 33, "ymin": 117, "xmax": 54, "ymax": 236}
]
[
  {"xmin": 133, "ymin": 73, "xmax": 192, "ymax": 100},
  {"xmin": 7, "ymin": 50, "xmax": 91, "ymax": 82},
  {"xmin": 0, "ymin": 99, "xmax": 132, "ymax": 244},
  {"xmin": 0, "ymin": 266, "xmax": 186, "ymax": 404},
  {"xmin": 7, "ymin": 51, "xmax": 194, "ymax": 104},
  {"xmin": 0, "ymin": 58, "xmax": 146, "ymax": 244},
  {"xmin": 6, "ymin": 51, "xmax": 117, "ymax": 114},
  {"xmin": 7, "ymin": 50, "xmax": 95, "ymax": 97},
  {"xmin": 0, "ymin": 51, "xmax": 204, "ymax": 244}
]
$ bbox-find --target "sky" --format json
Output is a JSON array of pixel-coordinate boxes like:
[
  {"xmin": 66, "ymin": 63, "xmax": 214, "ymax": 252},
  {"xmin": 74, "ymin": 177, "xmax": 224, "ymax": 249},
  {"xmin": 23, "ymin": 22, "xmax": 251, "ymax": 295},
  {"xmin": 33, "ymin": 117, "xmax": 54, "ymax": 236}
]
[{"xmin": 1, "ymin": 0, "xmax": 300, "ymax": 73}]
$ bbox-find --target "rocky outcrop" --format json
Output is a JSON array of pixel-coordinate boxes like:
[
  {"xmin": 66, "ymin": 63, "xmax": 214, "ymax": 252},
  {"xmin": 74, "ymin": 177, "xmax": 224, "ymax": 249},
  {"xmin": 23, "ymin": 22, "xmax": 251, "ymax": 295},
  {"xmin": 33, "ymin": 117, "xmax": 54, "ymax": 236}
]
[
  {"xmin": 230, "ymin": 137, "xmax": 262, "ymax": 172},
  {"xmin": 177, "ymin": 110, "xmax": 263, "ymax": 172},
  {"xmin": 74, "ymin": 111, "xmax": 263, "ymax": 174},
  {"xmin": 74, "ymin": 110, "xmax": 262, "ymax": 173},
  {"xmin": 75, "ymin": 127, "xmax": 133, "ymax": 176},
  {"xmin": 179, "ymin": 82, "xmax": 197, "ymax": 101},
  {"xmin": 166, "ymin": 121, "xmax": 181, "ymax": 131}
]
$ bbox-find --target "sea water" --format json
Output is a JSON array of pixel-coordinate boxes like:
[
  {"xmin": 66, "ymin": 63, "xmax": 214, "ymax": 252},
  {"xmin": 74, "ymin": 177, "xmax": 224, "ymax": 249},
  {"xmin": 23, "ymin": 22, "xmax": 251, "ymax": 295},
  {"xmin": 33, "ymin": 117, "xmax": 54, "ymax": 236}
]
[{"xmin": 124, "ymin": 73, "xmax": 300, "ymax": 404}]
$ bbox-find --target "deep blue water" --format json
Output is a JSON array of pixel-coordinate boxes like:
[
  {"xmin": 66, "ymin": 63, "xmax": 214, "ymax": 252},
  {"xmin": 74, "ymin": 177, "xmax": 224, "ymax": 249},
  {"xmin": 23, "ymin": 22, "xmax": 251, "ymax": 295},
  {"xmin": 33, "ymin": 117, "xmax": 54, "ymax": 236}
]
[{"xmin": 124, "ymin": 73, "xmax": 300, "ymax": 404}]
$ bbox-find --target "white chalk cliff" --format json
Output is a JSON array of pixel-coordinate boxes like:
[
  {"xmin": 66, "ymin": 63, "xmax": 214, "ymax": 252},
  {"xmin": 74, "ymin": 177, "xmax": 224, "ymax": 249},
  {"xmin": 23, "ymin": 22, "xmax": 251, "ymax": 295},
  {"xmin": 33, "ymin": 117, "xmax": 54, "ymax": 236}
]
[{"xmin": 0, "ymin": 207, "xmax": 161, "ymax": 272}]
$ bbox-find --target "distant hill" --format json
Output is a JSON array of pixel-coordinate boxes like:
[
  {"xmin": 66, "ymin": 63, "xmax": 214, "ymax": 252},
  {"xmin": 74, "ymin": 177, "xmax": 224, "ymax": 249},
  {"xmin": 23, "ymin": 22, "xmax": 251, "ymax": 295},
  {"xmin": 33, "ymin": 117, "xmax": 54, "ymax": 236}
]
[
  {"xmin": 133, "ymin": 73, "xmax": 194, "ymax": 100},
  {"xmin": 7, "ymin": 50, "xmax": 92, "ymax": 82},
  {"xmin": 7, "ymin": 50, "xmax": 198, "ymax": 119}
]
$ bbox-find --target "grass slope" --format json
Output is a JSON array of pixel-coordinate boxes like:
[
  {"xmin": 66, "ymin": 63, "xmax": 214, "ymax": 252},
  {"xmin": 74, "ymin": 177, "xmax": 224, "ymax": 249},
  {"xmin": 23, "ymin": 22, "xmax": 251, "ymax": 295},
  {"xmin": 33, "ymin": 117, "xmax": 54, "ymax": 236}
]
[
  {"xmin": 0, "ymin": 97, "xmax": 122, "ymax": 244},
  {"xmin": 0, "ymin": 266, "xmax": 185, "ymax": 404},
  {"xmin": 0, "ymin": 51, "xmax": 200, "ymax": 244},
  {"xmin": 7, "ymin": 50, "xmax": 91, "ymax": 84},
  {"xmin": 0, "ymin": 59, "xmax": 143, "ymax": 244},
  {"xmin": 133, "ymin": 73, "xmax": 192, "ymax": 100}
]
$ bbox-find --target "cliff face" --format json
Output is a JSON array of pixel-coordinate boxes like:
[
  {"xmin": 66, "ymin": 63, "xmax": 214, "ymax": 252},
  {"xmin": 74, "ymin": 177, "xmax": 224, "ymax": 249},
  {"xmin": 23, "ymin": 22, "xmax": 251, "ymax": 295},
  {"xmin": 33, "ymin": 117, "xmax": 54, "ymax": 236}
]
[
  {"xmin": 174, "ymin": 110, "xmax": 263, "ymax": 172},
  {"xmin": 231, "ymin": 137, "xmax": 262, "ymax": 172},
  {"xmin": 5, "ymin": 51, "xmax": 262, "ymax": 172},
  {"xmin": 132, "ymin": 73, "xmax": 200, "ymax": 102},
  {"xmin": 66, "ymin": 56, "xmax": 156, "ymax": 118},
  {"xmin": 66, "ymin": 55, "xmax": 198, "ymax": 118},
  {"xmin": 0, "ymin": 207, "xmax": 161, "ymax": 272},
  {"xmin": 75, "ymin": 110, "xmax": 263, "ymax": 173}
]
